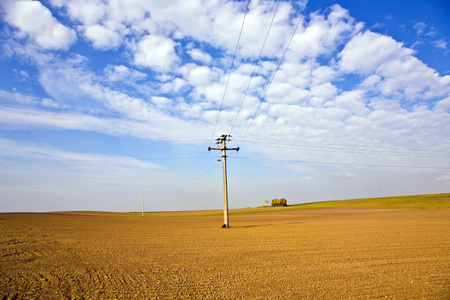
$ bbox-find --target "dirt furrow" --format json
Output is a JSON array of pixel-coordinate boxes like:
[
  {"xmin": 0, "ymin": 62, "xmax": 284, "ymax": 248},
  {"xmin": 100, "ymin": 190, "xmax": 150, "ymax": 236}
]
[{"xmin": 0, "ymin": 209, "xmax": 449, "ymax": 299}]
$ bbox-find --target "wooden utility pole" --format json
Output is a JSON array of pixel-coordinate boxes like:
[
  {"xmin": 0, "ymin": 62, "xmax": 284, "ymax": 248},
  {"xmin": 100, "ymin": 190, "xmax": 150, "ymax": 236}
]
[{"xmin": 208, "ymin": 134, "xmax": 239, "ymax": 228}]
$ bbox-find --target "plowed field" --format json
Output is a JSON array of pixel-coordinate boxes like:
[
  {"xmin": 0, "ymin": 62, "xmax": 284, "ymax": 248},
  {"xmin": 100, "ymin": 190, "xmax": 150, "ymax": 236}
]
[{"xmin": 1, "ymin": 208, "xmax": 449, "ymax": 299}]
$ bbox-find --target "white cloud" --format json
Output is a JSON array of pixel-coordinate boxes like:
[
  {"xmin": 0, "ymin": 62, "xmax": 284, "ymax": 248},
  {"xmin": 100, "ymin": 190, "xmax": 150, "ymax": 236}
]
[
  {"xmin": 434, "ymin": 97, "xmax": 450, "ymax": 112},
  {"xmin": 0, "ymin": 104, "xmax": 211, "ymax": 140},
  {"xmin": 0, "ymin": 138, "xmax": 148, "ymax": 167},
  {"xmin": 132, "ymin": 35, "xmax": 180, "ymax": 72},
  {"xmin": 0, "ymin": 90, "xmax": 37, "ymax": 105},
  {"xmin": 104, "ymin": 65, "xmax": 147, "ymax": 82},
  {"xmin": 1, "ymin": 0, "xmax": 449, "ymax": 213},
  {"xmin": 180, "ymin": 64, "xmax": 221, "ymax": 87},
  {"xmin": 413, "ymin": 22, "xmax": 427, "ymax": 36},
  {"xmin": 160, "ymin": 78, "xmax": 188, "ymax": 94},
  {"xmin": 41, "ymin": 98, "xmax": 59, "ymax": 108},
  {"xmin": 230, "ymin": 1, "xmax": 293, "ymax": 58},
  {"xmin": 83, "ymin": 24, "xmax": 121, "ymax": 49},
  {"xmin": 151, "ymin": 96, "xmax": 172, "ymax": 110},
  {"xmin": 275, "ymin": 62, "xmax": 311, "ymax": 89},
  {"xmin": 436, "ymin": 174, "xmax": 450, "ymax": 186},
  {"xmin": 311, "ymin": 82, "xmax": 338, "ymax": 101},
  {"xmin": 0, "ymin": 138, "xmax": 165, "ymax": 206},
  {"xmin": 368, "ymin": 96, "xmax": 403, "ymax": 112},
  {"xmin": 187, "ymin": 49, "xmax": 212, "ymax": 64},
  {"xmin": 361, "ymin": 74, "xmax": 381, "ymax": 90},
  {"xmin": 376, "ymin": 56, "xmax": 447, "ymax": 99},
  {"xmin": 339, "ymin": 30, "xmax": 450, "ymax": 103},
  {"xmin": 47, "ymin": 0, "xmax": 298, "ymax": 60},
  {"xmin": 330, "ymin": 172, "xmax": 356, "ymax": 178},
  {"xmin": 18, "ymin": 70, "xmax": 29, "ymax": 78},
  {"xmin": 50, "ymin": 0, "xmax": 106, "ymax": 25},
  {"xmin": 287, "ymin": 4, "xmax": 360, "ymax": 62},
  {"xmin": 339, "ymin": 31, "xmax": 413, "ymax": 74},
  {"xmin": 432, "ymin": 39, "xmax": 447, "ymax": 50},
  {"xmin": 0, "ymin": 106, "xmax": 106, "ymax": 131},
  {"xmin": 312, "ymin": 66, "xmax": 337, "ymax": 85},
  {"xmin": 38, "ymin": 66, "xmax": 94, "ymax": 108},
  {"xmin": 327, "ymin": 90, "xmax": 370, "ymax": 116},
  {"xmin": 1, "ymin": 0, "xmax": 76, "ymax": 50}
]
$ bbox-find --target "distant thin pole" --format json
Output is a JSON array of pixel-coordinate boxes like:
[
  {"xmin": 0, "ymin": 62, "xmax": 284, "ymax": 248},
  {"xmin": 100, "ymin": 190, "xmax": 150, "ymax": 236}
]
[{"xmin": 142, "ymin": 189, "xmax": 145, "ymax": 217}]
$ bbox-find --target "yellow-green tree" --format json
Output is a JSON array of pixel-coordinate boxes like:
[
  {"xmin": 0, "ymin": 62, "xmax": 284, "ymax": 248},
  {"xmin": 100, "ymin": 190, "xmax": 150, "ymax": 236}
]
[{"xmin": 271, "ymin": 198, "xmax": 287, "ymax": 207}]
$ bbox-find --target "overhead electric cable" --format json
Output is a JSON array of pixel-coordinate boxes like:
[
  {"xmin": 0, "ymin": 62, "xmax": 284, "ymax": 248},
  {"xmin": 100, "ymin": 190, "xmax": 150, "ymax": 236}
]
[
  {"xmin": 239, "ymin": 139, "xmax": 450, "ymax": 158},
  {"xmin": 229, "ymin": 0, "xmax": 282, "ymax": 135},
  {"xmin": 0, "ymin": 156, "xmax": 208, "ymax": 164},
  {"xmin": 234, "ymin": 157, "xmax": 450, "ymax": 170},
  {"xmin": 239, "ymin": 0, "xmax": 310, "ymax": 146},
  {"xmin": 210, "ymin": 0, "xmax": 251, "ymax": 147},
  {"xmin": 170, "ymin": 150, "xmax": 210, "ymax": 185},
  {"xmin": 241, "ymin": 135, "xmax": 450, "ymax": 154},
  {"xmin": 175, "ymin": 159, "xmax": 220, "ymax": 189}
]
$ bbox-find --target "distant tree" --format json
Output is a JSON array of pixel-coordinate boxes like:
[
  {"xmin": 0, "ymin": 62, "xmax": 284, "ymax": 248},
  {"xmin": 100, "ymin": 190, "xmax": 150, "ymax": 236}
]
[{"xmin": 271, "ymin": 198, "xmax": 287, "ymax": 207}]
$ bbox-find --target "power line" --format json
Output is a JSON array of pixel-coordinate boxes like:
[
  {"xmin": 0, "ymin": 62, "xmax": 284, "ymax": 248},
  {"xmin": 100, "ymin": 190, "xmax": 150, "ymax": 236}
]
[
  {"xmin": 5, "ymin": 135, "xmax": 211, "ymax": 144},
  {"xmin": 173, "ymin": 157, "xmax": 220, "ymax": 190},
  {"xmin": 0, "ymin": 156, "xmax": 208, "ymax": 164},
  {"xmin": 239, "ymin": 0, "xmax": 310, "ymax": 146},
  {"xmin": 169, "ymin": 150, "xmax": 210, "ymax": 185},
  {"xmin": 170, "ymin": 155, "xmax": 218, "ymax": 189},
  {"xmin": 239, "ymin": 138, "xmax": 450, "ymax": 158},
  {"xmin": 234, "ymin": 156, "xmax": 450, "ymax": 170},
  {"xmin": 210, "ymin": 0, "xmax": 251, "ymax": 147},
  {"xmin": 229, "ymin": 0, "xmax": 282, "ymax": 135}
]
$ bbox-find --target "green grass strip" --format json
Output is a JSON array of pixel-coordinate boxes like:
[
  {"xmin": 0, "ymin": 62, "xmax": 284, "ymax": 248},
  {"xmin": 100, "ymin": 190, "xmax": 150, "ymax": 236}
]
[{"xmin": 289, "ymin": 193, "xmax": 450, "ymax": 210}]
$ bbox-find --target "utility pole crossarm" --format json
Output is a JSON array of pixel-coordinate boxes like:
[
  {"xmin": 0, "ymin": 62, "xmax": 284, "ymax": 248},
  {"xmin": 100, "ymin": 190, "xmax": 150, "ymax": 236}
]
[
  {"xmin": 208, "ymin": 146, "xmax": 240, "ymax": 151},
  {"xmin": 208, "ymin": 134, "xmax": 239, "ymax": 228}
]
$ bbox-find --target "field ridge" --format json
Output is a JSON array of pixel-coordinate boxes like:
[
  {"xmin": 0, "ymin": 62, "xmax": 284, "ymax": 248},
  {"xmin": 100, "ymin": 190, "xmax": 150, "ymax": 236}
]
[{"xmin": 53, "ymin": 193, "xmax": 450, "ymax": 218}]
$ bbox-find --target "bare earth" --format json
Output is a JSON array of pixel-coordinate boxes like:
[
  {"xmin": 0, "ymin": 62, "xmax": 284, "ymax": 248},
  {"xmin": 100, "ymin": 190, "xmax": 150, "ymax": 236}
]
[{"xmin": 1, "ymin": 208, "xmax": 449, "ymax": 299}]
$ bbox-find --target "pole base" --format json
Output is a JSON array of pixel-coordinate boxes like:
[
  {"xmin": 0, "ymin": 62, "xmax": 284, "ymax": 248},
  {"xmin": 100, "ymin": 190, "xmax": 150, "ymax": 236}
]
[{"xmin": 221, "ymin": 224, "xmax": 229, "ymax": 228}]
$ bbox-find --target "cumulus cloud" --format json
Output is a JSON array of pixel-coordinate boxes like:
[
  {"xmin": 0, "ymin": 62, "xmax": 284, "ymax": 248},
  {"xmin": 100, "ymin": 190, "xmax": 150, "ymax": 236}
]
[
  {"xmin": 376, "ymin": 56, "xmax": 449, "ymax": 100},
  {"xmin": 339, "ymin": 30, "xmax": 450, "ymax": 104},
  {"xmin": 1, "ymin": 0, "xmax": 76, "ymax": 50},
  {"xmin": 104, "ymin": 65, "xmax": 147, "ymax": 82},
  {"xmin": 339, "ymin": 31, "xmax": 413, "ymax": 74},
  {"xmin": 1, "ymin": 0, "xmax": 449, "ymax": 214},
  {"xmin": 187, "ymin": 48, "xmax": 212, "ymax": 64},
  {"xmin": 434, "ymin": 97, "xmax": 450, "ymax": 112},
  {"xmin": 178, "ymin": 63, "xmax": 224, "ymax": 91},
  {"xmin": 132, "ymin": 35, "xmax": 180, "ymax": 72},
  {"xmin": 160, "ymin": 77, "xmax": 188, "ymax": 94},
  {"xmin": 328, "ymin": 90, "xmax": 370, "ymax": 116},
  {"xmin": 2, "ymin": 0, "xmax": 449, "ymax": 170},
  {"xmin": 51, "ymin": 0, "xmax": 106, "ymax": 24},
  {"xmin": 83, "ymin": 24, "xmax": 121, "ymax": 49},
  {"xmin": 45, "ymin": 0, "xmax": 301, "ymax": 60},
  {"xmin": 287, "ymin": 4, "xmax": 361, "ymax": 62}
]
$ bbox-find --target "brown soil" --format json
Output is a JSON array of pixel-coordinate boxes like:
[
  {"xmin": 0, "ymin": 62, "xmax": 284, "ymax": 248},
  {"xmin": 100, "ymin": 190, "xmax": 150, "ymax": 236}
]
[{"xmin": 1, "ymin": 208, "xmax": 449, "ymax": 299}]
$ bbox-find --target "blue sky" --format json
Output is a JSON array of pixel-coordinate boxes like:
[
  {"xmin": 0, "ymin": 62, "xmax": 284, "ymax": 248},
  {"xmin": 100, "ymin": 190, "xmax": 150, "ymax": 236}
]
[{"xmin": 0, "ymin": 0, "xmax": 449, "ymax": 212}]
